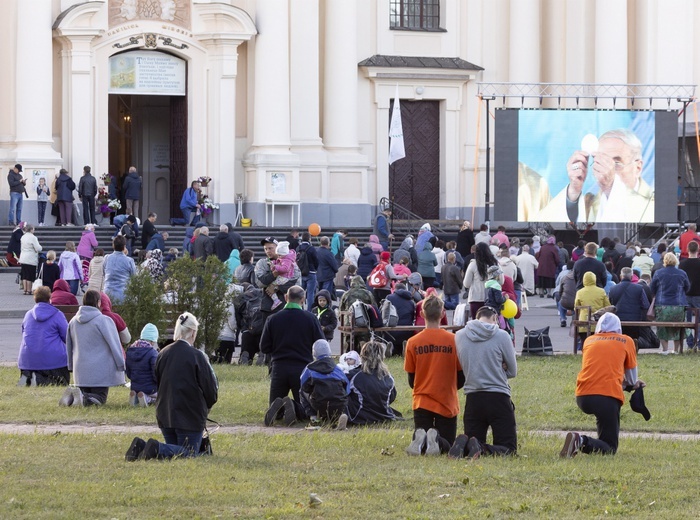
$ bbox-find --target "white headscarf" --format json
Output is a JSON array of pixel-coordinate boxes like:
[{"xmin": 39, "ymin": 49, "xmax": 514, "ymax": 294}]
[{"xmin": 595, "ymin": 312, "xmax": 622, "ymax": 334}]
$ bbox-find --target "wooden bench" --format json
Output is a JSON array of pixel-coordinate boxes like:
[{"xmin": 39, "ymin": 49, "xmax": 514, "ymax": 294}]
[
  {"xmin": 54, "ymin": 304, "xmax": 80, "ymax": 323},
  {"xmin": 338, "ymin": 310, "xmax": 464, "ymax": 354},
  {"xmin": 573, "ymin": 306, "xmax": 700, "ymax": 354}
]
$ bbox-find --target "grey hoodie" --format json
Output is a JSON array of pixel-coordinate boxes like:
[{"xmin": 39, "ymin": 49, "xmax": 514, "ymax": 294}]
[
  {"xmin": 67, "ymin": 306, "xmax": 126, "ymax": 387},
  {"xmin": 455, "ymin": 319, "xmax": 517, "ymax": 396}
]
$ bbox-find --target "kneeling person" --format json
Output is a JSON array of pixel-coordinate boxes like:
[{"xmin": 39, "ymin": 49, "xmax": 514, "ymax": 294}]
[{"xmin": 451, "ymin": 305, "xmax": 518, "ymax": 459}]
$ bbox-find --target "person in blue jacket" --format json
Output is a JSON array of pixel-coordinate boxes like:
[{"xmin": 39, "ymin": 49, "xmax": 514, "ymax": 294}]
[
  {"xmin": 179, "ymin": 181, "xmax": 201, "ymax": 226},
  {"xmin": 300, "ymin": 339, "xmax": 349, "ymax": 428},
  {"xmin": 126, "ymin": 323, "xmax": 159, "ymax": 407},
  {"xmin": 122, "ymin": 166, "xmax": 142, "ymax": 219}
]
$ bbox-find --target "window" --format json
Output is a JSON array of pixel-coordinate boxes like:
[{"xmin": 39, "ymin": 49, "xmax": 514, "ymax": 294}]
[{"xmin": 390, "ymin": 0, "xmax": 441, "ymax": 31}]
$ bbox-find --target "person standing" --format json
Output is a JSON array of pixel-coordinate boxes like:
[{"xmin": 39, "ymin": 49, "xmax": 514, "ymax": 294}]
[
  {"xmin": 315, "ymin": 236, "xmax": 339, "ymax": 298},
  {"xmin": 103, "ymin": 235, "xmax": 136, "ymax": 304},
  {"xmin": 78, "ymin": 166, "xmax": 98, "ymax": 225},
  {"xmin": 260, "ymin": 286, "xmax": 325, "ymax": 426},
  {"xmin": 7, "ymin": 163, "xmax": 26, "ymax": 226},
  {"xmin": 404, "ymin": 295, "xmax": 464, "ymax": 456},
  {"xmin": 560, "ymin": 313, "xmax": 645, "ymax": 457},
  {"xmin": 55, "ymin": 169, "xmax": 76, "ymax": 227},
  {"xmin": 179, "ymin": 180, "xmax": 201, "ymax": 226},
  {"xmin": 573, "ymin": 242, "xmax": 608, "ymax": 290},
  {"xmin": 680, "ymin": 241, "xmax": 700, "ymax": 349},
  {"xmin": 213, "ymin": 224, "xmax": 237, "ymax": 262},
  {"xmin": 373, "ymin": 207, "xmax": 394, "ymax": 251},
  {"xmin": 679, "ymin": 222, "xmax": 700, "ymax": 260},
  {"xmin": 122, "ymin": 166, "xmax": 142, "ymax": 219},
  {"xmin": 19, "ymin": 224, "xmax": 42, "ymax": 295},
  {"xmin": 141, "ymin": 212, "xmax": 158, "ymax": 249},
  {"xmin": 456, "ymin": 221, "xmax": 475, "ymax": 259},
  {"xmin": 36, "ymin": 176, "xmax": 50, "ymax": 226},
  {"xmin": 450, "ymin": 306, "xmax": 517, "ymax": 459},
  {"xmin": 608, "ymin": 267, "xmax": 650, "ymax": 343},
  {"xmin": 650, "ymin": 253, "xmax": 690, "ymax": 354},
  {"xmin": 535, "ymin": 236, "xmax": 561, "ymax": 298}
]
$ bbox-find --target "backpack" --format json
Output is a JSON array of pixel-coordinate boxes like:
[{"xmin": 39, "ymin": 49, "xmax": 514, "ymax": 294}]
[
  {"xmin": 296, "ymin": 246, "xmax": 310, "ymax": 276},
  {"xmin": 368, "ymin": 263, "xmax": 388, "ymax": 288},
  {"xmin": 380, "ymin": 298, "xmax": 399, "ymax": 327},
  {"xmin": 351, "ymin": 300, "xmax": 384, "ymax": 329},
  {"xmin": 242, "ymin": 288, "xmax": 264, "ymax": 335}
]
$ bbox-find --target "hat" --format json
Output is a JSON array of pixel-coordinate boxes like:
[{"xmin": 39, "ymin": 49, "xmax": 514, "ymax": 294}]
[
  {"xmin": 312, "ymin": 339, "xmax": 332, "ymax": 359},
  {"xmin": 629, "ymin": 387, "xmax": 651, "ymax": 421},
  {"xmin": 339, "ymin": 351, "xmax": 362, "ymax": 372},
  {"xmin": 407, "ymin": 272, "xmax": 423, "ymax": 286},
  {"xmin": 261, "ymin": 236, "xmax": 278, "ymax": 246},
  {"xmin": 140, "ymin": 323, "xmax": 159, "ymax": 342},
  {"xmin": 276, "ymin": 241, "xmax": 290, "ymax": 256},
  {"xmin": 420, "ymin": 223, "xmax": 431, "ymax": 232},
  {"xmin": 380, "ymin": 251, "xmax": 391, "ymax": 262},
  {"xmin": 14, "ymin": 164, "xmax": 22, "ymax": 172},
  {"xmin": 487, "ymin": 265, "xmax": 503, "ymax": 280},
  {"xmin": 594, "ymin": 312, "xmax": 622, "ymax": 334}
]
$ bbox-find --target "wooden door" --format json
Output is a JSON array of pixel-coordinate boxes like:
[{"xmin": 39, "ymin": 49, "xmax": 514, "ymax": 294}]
[
  {"xmin": 390, "ymin": 100, "xmax": 440, "ymax": 219},
  {"xmin": 170, "ymin": 94, "xmax": 188, "ymax": 219}
]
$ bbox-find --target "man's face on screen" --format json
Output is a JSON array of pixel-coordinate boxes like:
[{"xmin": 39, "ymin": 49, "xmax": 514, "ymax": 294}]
[{"xmin": 598, "ymin": 137, "xmax": 642, "ymax": 191}]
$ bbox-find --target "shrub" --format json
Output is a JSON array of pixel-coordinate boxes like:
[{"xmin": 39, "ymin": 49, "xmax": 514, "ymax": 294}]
[{"xmin": 114, "ymin": 269, "xmax": 167, "ymax": 341}]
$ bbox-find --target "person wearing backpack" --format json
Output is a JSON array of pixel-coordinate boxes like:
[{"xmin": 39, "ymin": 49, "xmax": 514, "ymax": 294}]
[
  {"xmin": 312, "ymin": 289, "xmax": 338, "ymax": 341},
  {"xmin": 369, "ymin": 251, "xmax": 399, "ymax": 303},
  {"xmin": 385, "ymin": 282, "xmax": 416, "ymax": 356},
  {"xmin": 296, "ymin": 232, "xmax": 319, "ymax": 310},
  {"xmin": 357, "ymin": 241, "xmax": 378, "ymax": 281},
  {"xmin": 234, "ymin": 283, "xmax": 265, "ymax": 365},
  {"xmin": 339, "ymin": 276, "xmax": 377, "ymax": 352},
  {"xmin": 316, "ymin": 236, "xmax": 339, "ymax": 300}
]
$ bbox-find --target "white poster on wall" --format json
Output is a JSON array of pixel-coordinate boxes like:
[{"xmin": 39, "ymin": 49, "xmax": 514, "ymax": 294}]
[{"xmin": 109, "ymin": 51, "xmax": 186, "ymax": 96}]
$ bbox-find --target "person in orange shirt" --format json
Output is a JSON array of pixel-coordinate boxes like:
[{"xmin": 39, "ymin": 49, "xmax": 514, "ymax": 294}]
[
  {"xmin": 404, "ymin": 295, "xmax": 464, "ymax": 456},
  {"xmin": 561, "ymin": 313, "xmax": 645, "ymax": 457}
]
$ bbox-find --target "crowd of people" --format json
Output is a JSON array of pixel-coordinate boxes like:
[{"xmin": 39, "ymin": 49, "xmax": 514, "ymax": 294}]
[{"xmin": 15, "ymin": 207, "xmax": 700, "ymax": 461}]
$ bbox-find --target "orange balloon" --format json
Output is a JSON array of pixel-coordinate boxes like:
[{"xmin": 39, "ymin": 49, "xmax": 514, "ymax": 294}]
[{"xmin": 308, "ymin": 223, "xmax": 321, "ymax": 236}]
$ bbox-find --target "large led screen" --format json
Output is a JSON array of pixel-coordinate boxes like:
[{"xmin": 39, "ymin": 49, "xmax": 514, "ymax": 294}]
[{"xmin": 494, "ymin": 109, "xmax": 677, "ymax": 224}]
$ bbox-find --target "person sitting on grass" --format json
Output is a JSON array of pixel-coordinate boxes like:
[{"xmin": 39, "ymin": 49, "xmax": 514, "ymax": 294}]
[
  {"xmin": 17, "ymin": 286, "xmax": 69, "ymax": 387},
  {"xmin": 404, "ymin": 294, "xmax": 464, "ymax": 456},
  {"xmin": 347, "ymin": 341, "xmax": 401, "ymax": 426},
  {"xmin": 560, "ymin": 312, "xmax": 645, "ymax": 457},
  {"xmin": 300, "ymin": 339, "xmax": 349, "ymax": 429},
  {"xmin": 59, "ymin": 289, "xmax": 125, "ymax": 407},
  {"xmin": 125, "ymin": 312, "xmax": 219, "ymax": 461},
  {"xmin": 126, "ymin": 323, "xmax": 160, "ymax": 407},
  {"xmin": 450, "ymin": 305, "xmax": 518, "ymax": 459}
]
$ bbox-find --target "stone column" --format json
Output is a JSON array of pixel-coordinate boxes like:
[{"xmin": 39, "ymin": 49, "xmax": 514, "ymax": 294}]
[
  {"xmin": 15, "ymin": 0, "xmax": 59, "ymax": 159},
  {"xmin": 323, "ymin": 0, "xmax": 358, "ymax": 150},
  {"xmin": 252, "ymin": 0, "xmax": 291, "ymax": 150},
  {"xmin": 509, "ymin": 0, "xmax": 540, "ymax": 108},
  {"xmin": 594, "ymin": 0, "xmax": 627, "ymax": 84}
]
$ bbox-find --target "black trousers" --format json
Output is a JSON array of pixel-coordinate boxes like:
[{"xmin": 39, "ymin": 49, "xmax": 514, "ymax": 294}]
[
  {"xmin": 413, "ymin": 407, "xmax": 457, "ymax": 452},
  {"xmin": 269, "ymin": 361, "xmax": 307, "ymax": 419},
  {"xmin": 576, "ymin": 394, "xmax": 621, "ymax": 454},
  {"xmin": 463, "ymin": 391, "xmax": 517, "ymax": 455},
  {"xmin": 82, "ymin": 197, "xmax": 96, "ymax": 225},
  {"xmin": 79, "ymin": 386, "xmax": 109, "ymax": 406},
  {"xmin": 240, "ymin": 331, "xmax": 261, "ymax": 361},
  {"xmin": 215, "ymin": 340, "xmax": 236, "ymax": 363}
]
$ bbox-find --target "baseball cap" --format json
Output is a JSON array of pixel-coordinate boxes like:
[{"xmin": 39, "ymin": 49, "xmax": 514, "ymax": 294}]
[
  {"xmin": 14, "ymin": 164, "xmax": 22, "ymax": 172},
  {"xmin": 261, "ymin": 236, "xmax": 278, "ymax": 246}
]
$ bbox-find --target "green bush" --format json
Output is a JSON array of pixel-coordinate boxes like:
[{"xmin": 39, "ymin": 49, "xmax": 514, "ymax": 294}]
[
  {"xmin": 114, "ymin": 269, "xmax": 167, "ymax": 341},
  {"xmin": 164, "ymin": 255, "xmax": 235, "ymax": 355}
]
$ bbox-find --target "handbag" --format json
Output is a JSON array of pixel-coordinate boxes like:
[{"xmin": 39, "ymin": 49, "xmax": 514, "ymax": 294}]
[
  {"xmin": 31, "ymin": 264, "xmax": 44, "ymax": 293},
  {"xmin": 522, "ymin": 326, "xmax": 554, "ymax": 356},
  {"xmin": 646, "ymin": 297, "xmax": 656, "ymax": 321},
  {"xmin": 199, "ymin": 418, "xmax": 220, "ymax": 456}
]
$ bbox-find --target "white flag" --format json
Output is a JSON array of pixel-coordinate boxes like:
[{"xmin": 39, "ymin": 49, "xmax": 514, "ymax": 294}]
[{"xmin": 389, "ymin": 84, "xmax": 405, "ymax": 165}]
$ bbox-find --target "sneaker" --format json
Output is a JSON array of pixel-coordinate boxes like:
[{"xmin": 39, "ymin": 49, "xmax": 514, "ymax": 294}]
[
  {"xmin": 71, "ymin": 387, "xmax": 84, "ymax": 407},
  {"xmin": 58, "ymin": 387, "xmax": 74, "ymax": 407},
  {"xmin": 264, "ymin": 397, "xmax": 284, "ymax": 426},
  {"xmin": 336, "ymin": 413, "xmax": 348, "ymax": 431},
  {"xmin": 140, "ymin": 438, "xmax": 160, "ymax": 460},
  {"xmin": 282, "ymin": 397, "xmax": 297, "ymax": 426},
  {"xmin": 137, "ymin": 392, "xmax": 148, "ymax": 407},
  {"xmin": 255, "ymin": 353, "xmax": 267, "ymax": 366},
  {"xmin": 239, "ymin": 351, "xmax": 250, "ymax": 365},
  {"xmin": 406, "ymin": 428, "xmax": 427, "ymax": 456},
  {"xmin": 560, "ymin": 320, "xmax": 567, "ymax": 328},
  {"xmin": 30, "ymin": 373, "xmax": 37, "ymax": 387},
  {"xmin": 271, "ymin": 298, "xmax": 283, "ymax": 311},
  {"xmin": 129, "ymin": 390, "xmax": 138, "ymax": 406},
  {"xmin": 17, "ymin": 373, "xmax": 29, "ymax": 387},
  {"xmin": 425, "ymin": 428, "xmax": 440, "ymax": 456},
  {"xmin": 448, "ymin": 434, "xmax": 469, "ymax": 459},
  {"xmin": 560, "ymin": 431, "xmax": 582, "ymax": 458},
  {"xmin": 125, "ymin": 437, "xmax": 146, "ymax": 462},
  {"xmin": 466, "ymin": 437, "xmax": 483, "ymax": 460}
]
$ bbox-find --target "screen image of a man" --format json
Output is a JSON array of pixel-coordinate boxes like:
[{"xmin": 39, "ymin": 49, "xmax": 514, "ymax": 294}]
[{"xmin": 534, "ymin": 129, "xmax": 654, "ymax": 223}]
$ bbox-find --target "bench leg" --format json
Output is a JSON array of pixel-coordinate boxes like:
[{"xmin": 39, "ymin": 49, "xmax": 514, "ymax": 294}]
[{"xmin": 680, "ymin": 328, "xmax": 685, "ymax": 355}]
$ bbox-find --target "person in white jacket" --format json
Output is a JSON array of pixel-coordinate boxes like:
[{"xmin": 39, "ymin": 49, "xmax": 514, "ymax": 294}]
[
  {"xmin": 19, "ymin": 224, "xmax": 42, "ymax": 295},
  {"xmin": 513, "ymin": 245, "xmax": 539, "ymax": 296},
  {"xmin": 343, "ymin": 237, "xmax": 360, "ymax": 267}
]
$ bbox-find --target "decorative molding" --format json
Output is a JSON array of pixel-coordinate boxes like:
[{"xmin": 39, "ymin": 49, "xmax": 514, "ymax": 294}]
[
  {"xmin": 159, "ymin": 36, "xmax": 188, "ymax": 50},
  {"xmin": 112, "ymin": 35, "xmax": 141, "ymax": 48}
]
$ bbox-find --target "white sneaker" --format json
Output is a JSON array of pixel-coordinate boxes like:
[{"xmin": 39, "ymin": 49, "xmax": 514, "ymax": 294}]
[
  {"xmin": 71, "ymin": 387, "xmax": 84, "ymax": 407},
  {"xmin": 137, "ymin": 392, "xmax": 148, "ymax": 407},
  {"xmin": 129, "ymin": 390, "xmax": 138, "ymax": 406},
  {"xmin": 406, "ymin": 428, "xmax": 427, "ymax": 456},
  {"xmin": 336, "ymin": 413, "xmax": 348, "ymax": 431},
  {"xmin": 425, "ymin": 428, "xmax": 440, "ymax": 456}
]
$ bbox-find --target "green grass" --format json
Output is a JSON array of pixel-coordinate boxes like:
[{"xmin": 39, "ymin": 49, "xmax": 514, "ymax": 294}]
[
  {"xmin": 1, "ymin": 431, "xmax": 699, "ymax": 518},
  {"xmin": 1, "ymin": 354, "xmax": 700, "ymax": 433},
  {"xmin": 3, "ymin": 355, "xmax": 700, "ymax": 517}
]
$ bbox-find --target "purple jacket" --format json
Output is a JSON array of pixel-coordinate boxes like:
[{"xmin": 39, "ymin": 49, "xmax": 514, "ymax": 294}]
[
  {"xmin": 18, "ymin": 302, "xmax": 68, "ymax": 370},
  {"xmin": 77, "ymin": 231, "xmax": 98, "ymax": 259}
]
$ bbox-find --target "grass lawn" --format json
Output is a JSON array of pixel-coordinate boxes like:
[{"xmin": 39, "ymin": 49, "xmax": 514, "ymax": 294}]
[{"xmin": 2, "ymin": 354, "xmax": 700, "ymax": 518}]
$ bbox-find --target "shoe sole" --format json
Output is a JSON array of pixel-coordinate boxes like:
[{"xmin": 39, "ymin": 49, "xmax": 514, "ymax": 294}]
[
  {"xmin": 406, "ymin": 429, "xmax": 427, "ymax": 456},
  {"xmin": 125, "ymin": 437, "xmax": 145, "ymax": 462},
  {"xmin": 264, "ymin": 398, "xmax": 284, "ymax": 426},
  {"xmin": 560, "ymin": 432, "xmax": 579, "ymax": 458},
  {"xmin": 137, "ymin": 394, "xmax": 148, "ymax": 407},
  {"xmin": 466, "ymin": 437, "xmax": 482, "ymax": 460},
  {"xmin": 282, "ymin": 397, "xmax": 297, "ymax": 426},
  {"xmin": 336, "ymin": 414, "xmax": 348, "ymax": 431},
  {"xmin": 425, "ymin": 428, "xmax": 440, "ymax": 456},
  {"xmin": 448, "ymin": 435, "xmax": 469, "ymax": 459},
  {"xmin": 58, "ymin": 387, "xmax": 74, "ymax": 407},
  {"xmin": 71, "ymin": 387, "xmax": 84, "ymax": 407}
]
